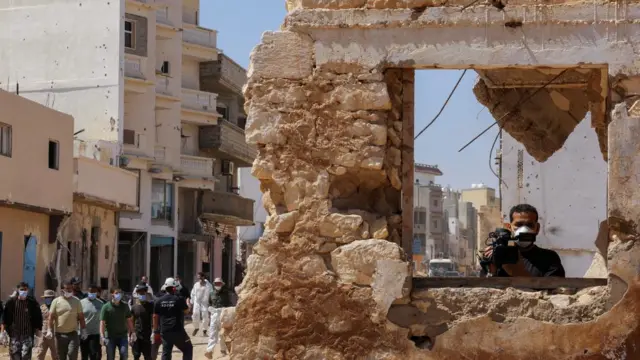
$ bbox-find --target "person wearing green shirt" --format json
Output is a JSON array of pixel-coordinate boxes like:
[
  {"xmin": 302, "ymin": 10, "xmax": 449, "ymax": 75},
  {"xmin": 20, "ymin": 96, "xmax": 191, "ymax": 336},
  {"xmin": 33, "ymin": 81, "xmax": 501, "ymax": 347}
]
[
  {"xmin": 80, "ymin": 285, "xmax": 104, "ymax": 360},
  {"xmin": 100, "ymin": 289, "xmax": 134, "ymax": 360}
]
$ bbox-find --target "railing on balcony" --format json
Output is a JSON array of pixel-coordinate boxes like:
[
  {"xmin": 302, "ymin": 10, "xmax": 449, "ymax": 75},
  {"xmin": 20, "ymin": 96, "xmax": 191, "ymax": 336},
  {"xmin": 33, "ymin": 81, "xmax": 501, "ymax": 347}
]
[
  {"xmin": 156, "ymin": 7, "xmax": 171, "ymax": 25},
  {"xmin": 199, "ymin": 54, "xmax": 246, "ymax": 95},
  {"xmin": 181, "ymin": 88, "xmax": 217, "ymax": 113},
  {"xmin": 202, "ymin": 190, "xmax": 254, "ymax": 224},
  {"xmin": 125, "ymin": 57, "xmax": 144, "ymax": 79},
  {"xmin": 155, "ymin": 76, "xmax": 171, "ymax": 95},
  {"xmin": 180, "ymin": 155, "xmax": 213, "ymax": 177},
  {"xmin": 199, "ymin": 120, "xmax": 256, "ymax": 166},
  {"xmin": 183, "ymin": 27, "xmax": 216, "ymax": 49}
]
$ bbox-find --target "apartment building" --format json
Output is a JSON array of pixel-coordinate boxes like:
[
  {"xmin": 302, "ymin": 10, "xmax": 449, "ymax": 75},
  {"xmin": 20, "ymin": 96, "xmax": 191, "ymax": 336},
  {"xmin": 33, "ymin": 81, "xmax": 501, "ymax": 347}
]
[
  {"xmin": 461, "ymin": 184, "xmax": 499, "ymax": 267},
  {"xmin": 0, "ymin": 0, "xmax": 252, "ymax": 292},
  {"xmin": 412, "ymin": 163, "xmax": 444, "ymax": 271}
]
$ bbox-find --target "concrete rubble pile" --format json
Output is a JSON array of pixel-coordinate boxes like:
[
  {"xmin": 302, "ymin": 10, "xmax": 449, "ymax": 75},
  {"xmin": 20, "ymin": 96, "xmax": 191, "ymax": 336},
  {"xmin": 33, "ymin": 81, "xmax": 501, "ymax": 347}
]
[{"xmin": 225, "ymin": 0, "xmax": 640, "ymax": 359}]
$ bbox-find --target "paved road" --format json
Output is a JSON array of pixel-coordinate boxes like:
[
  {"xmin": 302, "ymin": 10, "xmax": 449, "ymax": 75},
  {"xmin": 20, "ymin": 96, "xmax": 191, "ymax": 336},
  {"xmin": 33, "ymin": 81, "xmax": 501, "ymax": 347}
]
[{"xmin": 0, "ymin": 323, "xmax": 229, "ymax": 360}]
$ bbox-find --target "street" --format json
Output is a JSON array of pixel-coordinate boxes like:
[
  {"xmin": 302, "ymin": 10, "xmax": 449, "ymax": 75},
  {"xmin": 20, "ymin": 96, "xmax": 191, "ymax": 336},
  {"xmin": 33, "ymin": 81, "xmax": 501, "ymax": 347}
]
[{"xmin": 0, "ymin": 323, "xmax": 228, "ymax": 360}]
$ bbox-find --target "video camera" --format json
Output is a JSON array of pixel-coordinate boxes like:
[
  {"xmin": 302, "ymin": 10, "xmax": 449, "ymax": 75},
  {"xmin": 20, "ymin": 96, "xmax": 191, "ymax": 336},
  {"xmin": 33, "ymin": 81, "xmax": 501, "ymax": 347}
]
[{"xmin": 479, "ymin": 227, "xmax": 537, "ymax": 276}]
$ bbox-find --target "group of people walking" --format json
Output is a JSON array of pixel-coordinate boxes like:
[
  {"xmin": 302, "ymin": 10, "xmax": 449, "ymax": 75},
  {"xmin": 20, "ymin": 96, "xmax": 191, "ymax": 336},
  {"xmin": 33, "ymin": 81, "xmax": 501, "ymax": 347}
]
[{"xmin": 0, "ymin": 273, "xmax": 233, "ymax": 360}]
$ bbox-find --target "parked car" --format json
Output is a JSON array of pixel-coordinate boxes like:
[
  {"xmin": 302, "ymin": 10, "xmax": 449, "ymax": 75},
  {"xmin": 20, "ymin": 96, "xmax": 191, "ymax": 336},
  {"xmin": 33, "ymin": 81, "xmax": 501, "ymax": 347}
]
[{"xmin": 444, "ymin": 271, "xmax": 461, "ymax": 277}]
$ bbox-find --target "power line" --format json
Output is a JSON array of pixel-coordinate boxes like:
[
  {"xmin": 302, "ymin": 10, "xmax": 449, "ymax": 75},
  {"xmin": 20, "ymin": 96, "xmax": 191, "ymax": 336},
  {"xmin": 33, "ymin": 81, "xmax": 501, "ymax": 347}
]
[
  {"xmin": 457, "ymin": 68, "xmax": 570, "ymax": 153},
  {"xmin": 414, "ymin": 69, "xmax": 468, "ymax": 141}
]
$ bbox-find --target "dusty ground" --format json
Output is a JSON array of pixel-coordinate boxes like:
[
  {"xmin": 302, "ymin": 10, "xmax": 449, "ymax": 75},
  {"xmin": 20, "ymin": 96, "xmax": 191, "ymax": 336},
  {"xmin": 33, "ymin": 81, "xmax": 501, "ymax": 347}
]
[{"xmin": 0, "ymin": 323, "xmax": 229, "ymax": 360}]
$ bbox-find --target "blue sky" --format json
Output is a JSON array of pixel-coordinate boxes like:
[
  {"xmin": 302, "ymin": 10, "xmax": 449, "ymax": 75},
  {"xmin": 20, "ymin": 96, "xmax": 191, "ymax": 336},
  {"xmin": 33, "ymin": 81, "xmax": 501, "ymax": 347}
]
[{"xmin": 201, "ymin": 1, "xmax": 499, "ymax": 190}]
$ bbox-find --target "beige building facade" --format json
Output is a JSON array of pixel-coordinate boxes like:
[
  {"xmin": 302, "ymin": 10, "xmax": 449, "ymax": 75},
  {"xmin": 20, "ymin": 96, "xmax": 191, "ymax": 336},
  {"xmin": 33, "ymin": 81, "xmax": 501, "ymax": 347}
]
[{"xmin": 0, "ymin": 90, "xmax": 73, "ymax": 299}]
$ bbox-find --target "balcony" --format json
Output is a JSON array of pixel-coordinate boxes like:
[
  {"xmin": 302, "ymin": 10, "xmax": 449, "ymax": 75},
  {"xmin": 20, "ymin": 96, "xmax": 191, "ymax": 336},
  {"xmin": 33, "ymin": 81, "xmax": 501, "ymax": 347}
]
[
  {"xmin": 181, "ymin": 88, "xmax": 218, "ymax": 125},
  {"xmin": 125, "ymin": 55, "xmax": 152, "ymax": 93},
  {"xmin": 73, "ymin": 157, "xmax": 138, "ymax": 211},
  {"xmin": 179, "ymin": 154, "xmax": 213, "ymax": 178},
  {"xmin": 200, "ymin": 54, "xmax": 246, "ymax": 96},
  {"xmin": 199, "ymin": 120, "xmax": 256, "ymax": 167},
  {"xmin": 182, "ymin": 26, "xmax": 218, "ymax": 61},
  {"xmin": 202, "ymin": 190, "xmax": 254, "ymax": 226}
]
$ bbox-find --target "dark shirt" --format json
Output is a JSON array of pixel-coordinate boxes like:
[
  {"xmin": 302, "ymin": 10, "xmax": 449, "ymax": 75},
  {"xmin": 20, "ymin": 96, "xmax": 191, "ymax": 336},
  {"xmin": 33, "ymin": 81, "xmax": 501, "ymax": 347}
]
[
  {"xmin": 131, "ymin": 301, "xmax": 154, "ymax": 338},
  {"xmin": 100, "ymin": 301, "xmax": 132, "ymax": 338},
  {"xmin": 178, "ymin": 287, "xmax": 190, "ymax": 300},
  {"xmin": 498, "ymin": 246, "xmax": 565, "ymax": 277},
  {"xmin": 210, "ymin": 286, "xmax": 232, "ymax": 308},
  {"xmin": 74, "ymin": 291, "xmax": 87, "ymax": 300},
  {"xmin": 3, "ymin": 296, "xmax": 42, "ymax": 337},
  {"xmin": 153, "ymin": 294, "xmax": 187, "ymax": 334}
]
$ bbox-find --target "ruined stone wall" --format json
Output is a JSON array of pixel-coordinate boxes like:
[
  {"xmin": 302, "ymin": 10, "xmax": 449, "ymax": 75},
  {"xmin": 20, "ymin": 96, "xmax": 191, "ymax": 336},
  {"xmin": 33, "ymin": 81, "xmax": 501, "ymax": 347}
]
[
  {"xmin": 233, "ymin": 1, "xmax": 640, "ymax": 359},
  {"xmin": 235, "ymin": 31, "xmax": 414, "ymax": 358}
]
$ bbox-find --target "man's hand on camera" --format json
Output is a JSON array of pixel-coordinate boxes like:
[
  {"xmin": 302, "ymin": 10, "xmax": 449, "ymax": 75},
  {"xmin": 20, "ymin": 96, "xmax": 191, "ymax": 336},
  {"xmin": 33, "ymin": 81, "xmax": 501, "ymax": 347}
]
[
  {"xmin": 483, "ymin": 246, "xmax": 530, "ymax": 277},
  {"xmin": 500, "ymin": 250, "xmax": 530, "ymax": 276}
]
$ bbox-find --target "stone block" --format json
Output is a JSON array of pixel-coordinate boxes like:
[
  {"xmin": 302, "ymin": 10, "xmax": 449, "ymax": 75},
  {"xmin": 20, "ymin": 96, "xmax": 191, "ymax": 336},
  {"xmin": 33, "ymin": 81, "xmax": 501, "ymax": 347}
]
[
  {"xmin": 330, "ymin": 239, "xmax": 403, "ymax": 285},
  {"xmin": 248, "ymin": 31, "xmax": 314, "ymax": 80},
  {"xmin": 325, "ymin": 83, "xmax": 391, "ymax": 111},
  {"xmin": 319, "ymin": 213, "xmax": 364, "ymax": 237},
  {"xmin": 371, "ymin": 259, "xmax": 410, "ymax": 320},
  {"xmin": 265, "ymin": 211, "xmax": 299, "ymax": 233}
]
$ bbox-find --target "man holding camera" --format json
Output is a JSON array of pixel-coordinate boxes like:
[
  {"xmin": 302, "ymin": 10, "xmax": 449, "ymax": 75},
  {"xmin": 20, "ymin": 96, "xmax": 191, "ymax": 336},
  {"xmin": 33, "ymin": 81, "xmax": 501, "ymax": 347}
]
[{"xmin": 483, "ymin": 204, "xmax": 565, "ymax": 277}]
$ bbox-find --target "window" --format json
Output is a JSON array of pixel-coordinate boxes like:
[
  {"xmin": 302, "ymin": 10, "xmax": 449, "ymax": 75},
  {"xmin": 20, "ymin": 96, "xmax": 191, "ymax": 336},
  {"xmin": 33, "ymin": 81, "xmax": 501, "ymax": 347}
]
[
  {"xmin": 151, "ymin": 179, "xmax": 173, "ymax": 223},
  {"xmin": 125, "ymin": 20, "xmax": 135, "ymax": 49},
  {"xmin": 433, "ymin": 199, "xmax": 438, "ymax": 207},
  {"xmin": 0, "ymin": 123, "xmax": 11, "ymax": 157},
  {"xmin": 160, "ymin": 61, "xmax": 170, "ymax": 74},
  {"xmin": 48, "ymin": 140, "xmax": 59, "ymax": 170},
  {"xmin": 418, "ymin": 211, "xmax": 426, "ymax": 225},
  {"xmin": 432, "ymin": 219, "xmax": 438, "ymax": 229},
  {"xmin": 217, "ymin": 106, "xmax": 229, "ymax": 120}
]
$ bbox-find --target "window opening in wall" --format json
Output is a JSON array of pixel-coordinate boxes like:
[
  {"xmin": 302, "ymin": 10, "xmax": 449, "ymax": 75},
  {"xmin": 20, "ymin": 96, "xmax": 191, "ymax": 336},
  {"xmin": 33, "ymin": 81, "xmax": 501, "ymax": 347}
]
[
  {"xmin": 161, "ymin": 61, "xmax": 170, "ymax": 75},
  {"xmin": 48, "ymin": 140, "xmax": 59, "ymax": 170},
  {"xmin": 0, "ymin": 123, "xmax": 12, "ymax": 157},
  {"xmin": 409, "ymin": 67, "xmax": 607, "ymax": 285},
  {"xmin": 217, "ymin": 106, "xmax": 228, "ymax": 121},
  {"xmin": 151, "ymin": 179, "xmax": 174, "ymax": 224},
  {"xmin": 125, "ymin": 20, "xmax": 136, "ymax": 49}
]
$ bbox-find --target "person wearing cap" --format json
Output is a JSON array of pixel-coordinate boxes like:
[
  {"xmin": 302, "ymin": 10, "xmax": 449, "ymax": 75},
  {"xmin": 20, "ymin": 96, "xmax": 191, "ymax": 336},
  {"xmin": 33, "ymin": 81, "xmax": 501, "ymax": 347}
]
[
  {"xmin": 130, "ymin": 283, "xmax": 159, "ymax": 360},
  {"xmin": 3, "ymin": 282, "xmax": 43, "ymax": 360},
  {"xmin": 80, "ymin": 285, "xmax": 104, "ymax": 360},
  {"xmin": 153, "ymin": 278, "xmax": 192, "ymax": 360},
  {"xmin": 204, "ymin": 278, "xmax": 232, "ymax": 358},
  {"xmin": 189, "ymin": 272, "xmax": 212, "ymax": 337},
  {"xmin": 36, "ymin": 289, "xmax": 58, "ymax": 360}
]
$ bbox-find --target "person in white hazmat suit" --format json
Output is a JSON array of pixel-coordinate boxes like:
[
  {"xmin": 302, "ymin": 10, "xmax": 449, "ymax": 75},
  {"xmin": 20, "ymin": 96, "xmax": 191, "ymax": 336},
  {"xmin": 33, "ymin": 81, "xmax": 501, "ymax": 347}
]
[
  {"xmin": 190, "ymin": 272, "xmax": 213, "ymax": 337},
  {"xmin": 204, "ymin": 278, "xmax": 232, "ymax": 358}
]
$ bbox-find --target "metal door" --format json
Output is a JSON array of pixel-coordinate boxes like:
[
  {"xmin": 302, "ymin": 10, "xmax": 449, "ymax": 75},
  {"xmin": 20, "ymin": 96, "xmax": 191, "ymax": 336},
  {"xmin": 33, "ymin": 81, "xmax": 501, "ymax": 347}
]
[{"xmin": 23, "ymin": 235, "xmax": 37, "ymax": 292}]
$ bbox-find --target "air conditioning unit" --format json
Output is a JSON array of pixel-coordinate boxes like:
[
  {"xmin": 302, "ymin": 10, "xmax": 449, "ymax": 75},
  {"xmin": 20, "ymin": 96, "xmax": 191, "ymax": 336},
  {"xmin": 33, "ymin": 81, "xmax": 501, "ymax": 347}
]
[
  {"xmin": 123, "ymin": 129, "xmax": 136, "ymax": 145},
  {"xmin": 221, "ymin": 159, "xmax": 234, "ymax": 175}
]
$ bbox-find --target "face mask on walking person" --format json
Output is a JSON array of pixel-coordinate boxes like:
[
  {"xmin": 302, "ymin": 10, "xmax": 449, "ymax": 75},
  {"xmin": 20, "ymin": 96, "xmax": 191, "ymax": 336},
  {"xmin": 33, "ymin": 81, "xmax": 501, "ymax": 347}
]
[
  {"xmin": 88, "ymin": 292, "xmax": 97, "ymax": 300},
  {"xmin": 18, "ymin": 290, "xmax": 28, "ymax": 299},
  {"xmin": 113, "ymin": 293, "xmax": 122, "ymax": 303},
  {"xmin": 138, "ymin": 294, "xmax": 147, "ymax": 302},
  {"xmin": 63, "ymin": 291, "xmax": 73, "ymax": 298},
  {"xmin": 44, "ymin": 298, "xmax": 53, "ymax": 306}
]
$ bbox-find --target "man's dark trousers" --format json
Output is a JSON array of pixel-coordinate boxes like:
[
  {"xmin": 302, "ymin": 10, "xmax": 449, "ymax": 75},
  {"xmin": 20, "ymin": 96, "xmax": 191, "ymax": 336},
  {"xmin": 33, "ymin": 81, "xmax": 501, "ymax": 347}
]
[
  {"xmin": 160, "ymin": 331, "xmax": 192, "ymax": 360},
  {"xmin": 81, "ymin": 334, "xmax": 102, "ymax": 360},
  {"xmin": 132, "ymin": 338, "xmax": 152, "ymax": 360}
]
